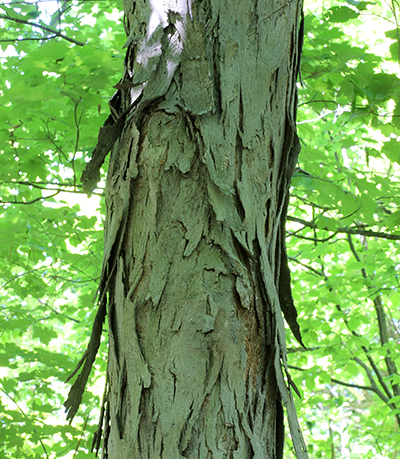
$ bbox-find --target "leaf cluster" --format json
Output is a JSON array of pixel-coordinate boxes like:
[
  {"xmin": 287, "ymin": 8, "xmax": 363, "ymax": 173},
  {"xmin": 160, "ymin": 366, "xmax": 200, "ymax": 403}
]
[{"xmin": 0, "ymin": 1, "xmax": 124, "ymax": 457}]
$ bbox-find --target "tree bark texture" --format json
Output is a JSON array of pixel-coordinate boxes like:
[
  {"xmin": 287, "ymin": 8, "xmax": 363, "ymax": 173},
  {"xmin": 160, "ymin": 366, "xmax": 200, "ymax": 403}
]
[{"xmin": 100, "ymin": 0, "xmax": 307, "ymax": 457}]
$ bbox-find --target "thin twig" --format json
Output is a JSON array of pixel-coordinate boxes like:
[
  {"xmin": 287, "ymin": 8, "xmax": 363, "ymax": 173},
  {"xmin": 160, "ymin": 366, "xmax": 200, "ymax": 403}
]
[{"xmin": 0, "ymin": 386, "xmax": 49, "ymax": 458}]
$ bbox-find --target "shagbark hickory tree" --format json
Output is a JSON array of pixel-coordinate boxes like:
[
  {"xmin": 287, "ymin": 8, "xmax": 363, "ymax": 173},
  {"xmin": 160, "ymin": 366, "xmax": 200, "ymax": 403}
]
[{"xmin": 65, "ymin": 0, "xmax": 308, "ymax": 457}]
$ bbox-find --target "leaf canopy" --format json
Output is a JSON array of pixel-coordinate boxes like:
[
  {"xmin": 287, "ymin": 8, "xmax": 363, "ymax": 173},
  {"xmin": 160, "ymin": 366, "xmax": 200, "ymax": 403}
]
[{"xmin": 1, "ymin": 0, "xmax": 400, "ymax": 457}]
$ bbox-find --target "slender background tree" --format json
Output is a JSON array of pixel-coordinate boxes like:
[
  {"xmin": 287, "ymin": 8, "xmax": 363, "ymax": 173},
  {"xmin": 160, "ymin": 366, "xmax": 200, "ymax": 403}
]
[{"xmin": 1, "ymin": 0, "xmax": 400, "ymax": 458}]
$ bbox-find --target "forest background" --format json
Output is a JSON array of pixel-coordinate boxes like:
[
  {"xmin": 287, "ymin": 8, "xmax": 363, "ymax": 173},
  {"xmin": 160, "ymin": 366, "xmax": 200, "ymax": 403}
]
[{"xmin": 1, "ymin": 0, "xmax": 400, "ymax": 457}]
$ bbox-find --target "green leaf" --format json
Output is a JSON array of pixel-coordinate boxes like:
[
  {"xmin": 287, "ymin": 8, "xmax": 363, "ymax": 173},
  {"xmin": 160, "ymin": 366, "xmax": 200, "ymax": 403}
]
[
  {"xmin": 328, "ymin": 6, "xmax": 360, "ymax": 23},
  {"xmin": 382, "ymin": 138, "xmax": 400, "ymax": 164},
  {"xmin": 383, "ymin": 210, "xmax": 400, "ymax": 230}
]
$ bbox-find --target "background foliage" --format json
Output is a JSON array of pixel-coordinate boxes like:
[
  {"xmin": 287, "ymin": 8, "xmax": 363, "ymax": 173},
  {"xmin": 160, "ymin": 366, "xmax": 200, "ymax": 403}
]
[{"xmin": 1, "ymin": 0, "xmax": 400, "ymax": 457}]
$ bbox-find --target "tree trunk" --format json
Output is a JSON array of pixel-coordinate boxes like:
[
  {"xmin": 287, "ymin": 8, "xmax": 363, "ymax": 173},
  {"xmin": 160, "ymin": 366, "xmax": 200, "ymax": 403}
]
[{"xmin": 101, "ymin": 0, "xmax": 307, "ymax": 457}]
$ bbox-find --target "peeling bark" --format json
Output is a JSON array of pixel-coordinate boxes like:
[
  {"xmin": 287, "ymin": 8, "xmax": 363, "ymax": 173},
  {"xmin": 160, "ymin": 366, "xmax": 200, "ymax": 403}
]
[{"xmin": 100, "ymin": 0, "xmax": 308, "ymax": 457}]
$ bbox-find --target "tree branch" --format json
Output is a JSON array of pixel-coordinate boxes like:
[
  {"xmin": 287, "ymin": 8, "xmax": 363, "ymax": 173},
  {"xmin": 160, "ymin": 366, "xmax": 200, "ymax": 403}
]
[
  {"xmin": 0, "ymin": 36, "xmax": 58, "ymax": 43},
  {"xmin": 0, "ymin": 191, "xmax": 60, "ymax": 206},
  {"xmin": 288, "ymin": 216, "xmax": 400, "ymax": 241},
  {"xmin": 330, "ymin": 378, "xmax": 379, "ymax": 393},
  {"xmin": 0, "ymin": 13, "xmax": 85, "ymax": 46},
  {"xmin": 2, "ymin": 180, "xmax": 87, "ymax": 193},
  {"xmin": 287, "ymin": 364, "xmax": 390, "ymax": 404}
]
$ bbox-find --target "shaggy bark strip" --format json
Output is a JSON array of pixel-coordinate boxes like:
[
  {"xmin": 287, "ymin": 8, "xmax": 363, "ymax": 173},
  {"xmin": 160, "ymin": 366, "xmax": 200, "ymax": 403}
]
[{"xmin": 97, "ymin": 0, "xmax": 307, "ymax": 457}]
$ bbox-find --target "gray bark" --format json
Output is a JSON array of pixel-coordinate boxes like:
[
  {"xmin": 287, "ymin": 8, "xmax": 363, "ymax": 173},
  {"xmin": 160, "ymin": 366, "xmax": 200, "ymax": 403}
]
[{"xmin": 101, "ymin": 0, "xmax": 308, "ymax": 457}]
